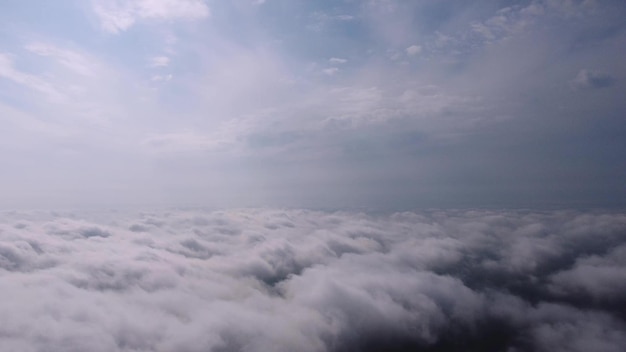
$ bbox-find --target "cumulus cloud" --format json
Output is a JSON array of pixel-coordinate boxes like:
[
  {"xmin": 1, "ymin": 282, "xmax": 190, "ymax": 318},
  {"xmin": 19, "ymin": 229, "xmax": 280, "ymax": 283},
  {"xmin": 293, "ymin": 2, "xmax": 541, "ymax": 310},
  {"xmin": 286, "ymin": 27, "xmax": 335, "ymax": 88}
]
[
  {"xmin": 0, "ymin": 209, "xmax": 625, "ymax": 351},
  {"xmin": 405, "ymin": 44, "xmax": 421, "ymax": 56},
  {"xmin": 549, "ymin": 244, "xmax": 626, "ymax": 304}
]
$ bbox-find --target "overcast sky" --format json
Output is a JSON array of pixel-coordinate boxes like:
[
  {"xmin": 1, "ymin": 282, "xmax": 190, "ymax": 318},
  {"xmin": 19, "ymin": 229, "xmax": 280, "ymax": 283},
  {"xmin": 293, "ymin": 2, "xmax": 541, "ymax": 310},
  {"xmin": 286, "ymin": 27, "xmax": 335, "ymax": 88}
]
[{"xmin": 1, "ymin": 0, "xmax": 625, "ymax": 209}]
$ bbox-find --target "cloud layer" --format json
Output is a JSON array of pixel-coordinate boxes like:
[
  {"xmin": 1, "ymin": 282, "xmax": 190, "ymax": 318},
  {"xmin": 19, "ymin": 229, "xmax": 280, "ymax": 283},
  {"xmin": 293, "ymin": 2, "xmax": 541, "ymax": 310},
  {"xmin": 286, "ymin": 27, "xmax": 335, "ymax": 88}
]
[{"xmin": 1, "ymin": 208, "xmax": 625, "ymax": 351}]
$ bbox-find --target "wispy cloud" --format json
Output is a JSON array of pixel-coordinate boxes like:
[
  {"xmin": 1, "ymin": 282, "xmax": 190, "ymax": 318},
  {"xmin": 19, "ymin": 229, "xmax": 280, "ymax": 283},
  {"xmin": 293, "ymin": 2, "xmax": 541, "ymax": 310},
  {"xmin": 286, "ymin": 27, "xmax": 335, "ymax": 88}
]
[
  {"xmin": 322, "ymin": 67, "xmax": 339, "ymax": 76},
  {"xmin": 148, "ymin": 55, "xmax": 170, "ymax": 68},
  {"xmin": 0, "ymin": 53, "xmax": 65, "ymax": 101},
  {"xmin": 329, "ymin": 57, "xmax": 347, "ymax": 64},
  {"xmin": 0, "ymin": 0, "xmax": 624, "ymax": 208},
  {"xmin": 25, "ymin": 43, "xmax": 98, "ymax": 76},
  {"xmin": 571, "ymin": 69, "xmax": 616, "ymax": 89},
  {"xmin": 92, "ymin": 0, "xmax": 210, "ymax": 33}
]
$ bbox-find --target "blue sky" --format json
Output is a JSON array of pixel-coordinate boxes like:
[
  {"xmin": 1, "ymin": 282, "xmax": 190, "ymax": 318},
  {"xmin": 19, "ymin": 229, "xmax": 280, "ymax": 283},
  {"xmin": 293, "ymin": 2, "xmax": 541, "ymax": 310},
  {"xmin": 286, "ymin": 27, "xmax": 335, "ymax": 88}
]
[{"xmin": 0, "ymin": 0, "xmax": 625, "ymax": 209}]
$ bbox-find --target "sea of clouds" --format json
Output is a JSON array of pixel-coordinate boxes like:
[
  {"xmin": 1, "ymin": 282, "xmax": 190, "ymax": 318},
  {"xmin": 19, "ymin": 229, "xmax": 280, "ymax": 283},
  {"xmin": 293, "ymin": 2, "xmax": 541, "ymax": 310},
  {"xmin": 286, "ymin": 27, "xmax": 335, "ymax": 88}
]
[{"xmin": 0, "ymin": 208, "xmax": 625, "ymax": 352}]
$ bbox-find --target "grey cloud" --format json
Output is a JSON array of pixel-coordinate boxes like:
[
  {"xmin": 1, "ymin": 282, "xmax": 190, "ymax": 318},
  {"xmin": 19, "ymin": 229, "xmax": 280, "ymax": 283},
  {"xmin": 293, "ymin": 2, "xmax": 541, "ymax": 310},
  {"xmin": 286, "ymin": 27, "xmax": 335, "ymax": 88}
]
[
  {"xmin": 79, "ymin": 226, "xmax": 111, "ymax": 238},
  {"xmin": 549, "ymin": 243, "xmax": 626, "ymax": 306},
  {"xmin": 128, "ymin": 223, "xmax": 149, "ymax": 232},
  {"xmin": 0, "ymin": 241, "xmax": 52, "ymax": 272},
  {"xmin": 0, "ymin": 209, "xmax": 625, "ymax": 351}
]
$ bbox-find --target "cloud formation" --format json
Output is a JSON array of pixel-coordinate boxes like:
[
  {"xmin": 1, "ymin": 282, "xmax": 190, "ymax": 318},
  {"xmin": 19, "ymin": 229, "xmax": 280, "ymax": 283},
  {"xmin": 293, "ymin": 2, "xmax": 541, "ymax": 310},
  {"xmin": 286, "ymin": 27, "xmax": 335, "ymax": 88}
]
[
  {"xmin": 93, "ymin": 0, "xmax": 210, "ymax": 33},
  {"xmin": 149, "ymin": 56, "xmax": 170, "ymax": 68},
  {"xmin": 571, "ymin": 69, "xmax": 616, "ymax": 89},
  {"xmin": 1, "ymin": 209, "xmax": 625, "ymax": 351},
  {"xmin": 405, "ymin": 45, "xmax": 421, "ymax": 56}
]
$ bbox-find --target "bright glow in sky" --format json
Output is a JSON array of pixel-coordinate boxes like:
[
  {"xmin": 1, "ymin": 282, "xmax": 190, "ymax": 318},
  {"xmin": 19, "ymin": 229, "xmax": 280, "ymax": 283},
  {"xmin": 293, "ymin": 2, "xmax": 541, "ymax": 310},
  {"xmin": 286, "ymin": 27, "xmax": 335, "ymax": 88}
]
[{"xmin": 1, "ymin": 0, "xmax": 625, "ymax": 209}]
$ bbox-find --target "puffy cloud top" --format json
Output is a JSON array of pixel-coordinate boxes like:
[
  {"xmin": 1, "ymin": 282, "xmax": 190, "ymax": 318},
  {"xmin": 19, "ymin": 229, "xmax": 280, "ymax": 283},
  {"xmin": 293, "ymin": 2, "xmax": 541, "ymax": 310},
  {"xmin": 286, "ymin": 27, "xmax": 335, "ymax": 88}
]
[{"xmin": 1, "ymin": 208, "xmax": 625, "ymax": 351}]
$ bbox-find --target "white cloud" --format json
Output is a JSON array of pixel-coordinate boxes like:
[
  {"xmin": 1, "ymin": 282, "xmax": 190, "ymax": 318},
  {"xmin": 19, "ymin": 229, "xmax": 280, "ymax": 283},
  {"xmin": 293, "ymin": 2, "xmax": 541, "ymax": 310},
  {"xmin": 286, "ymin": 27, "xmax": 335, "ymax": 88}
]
[
  {"xmin": 405, "ymin": 44, "xmax": 421, "ymax": 56},
  {"xmin": 141, "ymin": 119, "xmax": 252, "ymax": 154},
  {"xmin": 150, "ymin": 74, "xmax": 172, "ymax": 82},
  {"xmin": 335, "ymin": 14, "xmax": 354, "ymax": 21},
  {"xmin": 322, "ymin": 67, "xmax": 339, "ymax": 75},
  {"xmin": 570, "ymin": 69, "xmax": 616, "ymax": 89},
  {"xmin": 308, "ymin": 12, "xmax": 356, "ymax": 32},
  {"xmin": 148, "ymin": 55, "xmax": 170, "ymax": 67},
  {"xmin": 329, "ymin": 57, "xmax": 347, "ymax": 65},
  {"xmin": 93, "ymin": 0, "xmax": 210, "ymax": 34},
  {"xmin": 471, "ymin": 22, "xmax": 496, "ymax": 40},
  {"xmin": 309, "ymin": 84, "xmax": 481, "ymax": 130},
  {"xmin": 142, "ymin": 130, "xmax": 222, "ymax": 152},
  {"xmin": 0, "ymin": 53, "xmax": 65, "ymax": 101},
  {"xmin": 0, "ymin": 209, "xmax": 625, "ymax": 351},
  {"xmin": 25, "ymin": 43, "xmax": 97, "ymax": 76}
]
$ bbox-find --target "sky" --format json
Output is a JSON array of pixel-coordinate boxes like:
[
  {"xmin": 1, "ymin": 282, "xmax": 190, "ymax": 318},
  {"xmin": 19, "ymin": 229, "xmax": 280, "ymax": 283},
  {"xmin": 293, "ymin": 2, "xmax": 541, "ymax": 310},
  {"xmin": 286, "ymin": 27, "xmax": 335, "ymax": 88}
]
[{"xmin": 1, "ymin": 0, "xmax": 625, "ymax": 209}]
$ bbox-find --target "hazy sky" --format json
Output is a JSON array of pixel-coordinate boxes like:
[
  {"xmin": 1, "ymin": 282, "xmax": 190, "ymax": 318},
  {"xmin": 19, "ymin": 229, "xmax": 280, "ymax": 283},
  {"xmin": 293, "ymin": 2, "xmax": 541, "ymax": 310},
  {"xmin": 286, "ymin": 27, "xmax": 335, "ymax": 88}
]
[{"xmin": 1, "ymin": 0, "xmax": 625, "ymax": 209}]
